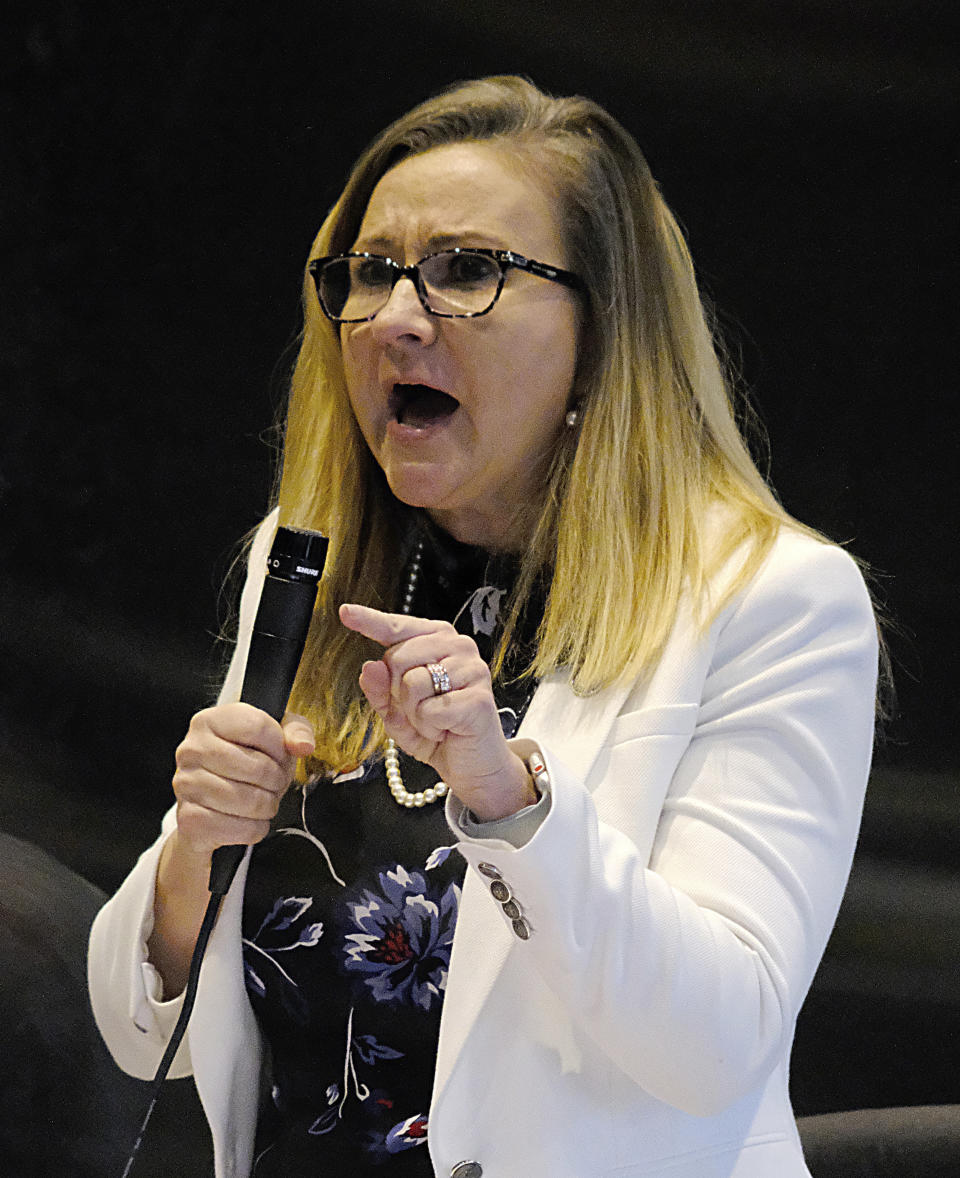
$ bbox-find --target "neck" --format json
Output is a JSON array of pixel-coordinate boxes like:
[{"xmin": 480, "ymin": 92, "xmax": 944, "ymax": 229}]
[{"xmin": 426, "ymin": 500, "xmax": 537, "ymax": 554}]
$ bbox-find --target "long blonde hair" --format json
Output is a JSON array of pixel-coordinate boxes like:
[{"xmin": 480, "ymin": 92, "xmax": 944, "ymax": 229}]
[{"xmin": 276, "ymin": 76, "xmax": 804, "ymax": 772}]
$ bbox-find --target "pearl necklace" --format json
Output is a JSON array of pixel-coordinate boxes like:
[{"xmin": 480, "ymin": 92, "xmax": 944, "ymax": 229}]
[{"xmin": 384, "ymin": 538, "xmax": 449, "ymax": 808}]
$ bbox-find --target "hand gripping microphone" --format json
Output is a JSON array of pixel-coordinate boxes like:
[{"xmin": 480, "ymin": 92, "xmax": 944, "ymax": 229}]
[
  {"xmin": 208, "ymin": 524, "xmax": 328, "ymax": 896},
  {"xmin": 121, "ymin": 523, "xmax": 327, "ymax": 1178}
]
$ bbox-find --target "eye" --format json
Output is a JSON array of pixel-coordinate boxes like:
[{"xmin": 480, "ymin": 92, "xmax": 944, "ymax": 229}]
[
  {"xmin": 353, "ymin": 255, "xmax": 393, "ymax": 288},
  {"xmin": 430, "ymin": 251, "xmax": 498, "ymax": 290}
]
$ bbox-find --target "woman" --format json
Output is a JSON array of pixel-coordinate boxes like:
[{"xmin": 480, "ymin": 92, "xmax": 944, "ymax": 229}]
[{"xmin": 89, "ymin": 76, "xmax": 879, "ymax": 1178}]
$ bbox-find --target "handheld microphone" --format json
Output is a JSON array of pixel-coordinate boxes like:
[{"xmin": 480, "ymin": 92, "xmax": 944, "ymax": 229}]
[
  {"xmin": 207, "ymin": 524, "xmax": 328, "ymax": 895},
  {"xmin": 121, "ymin": 522, "xmax": 328, "ymax": 1177}
]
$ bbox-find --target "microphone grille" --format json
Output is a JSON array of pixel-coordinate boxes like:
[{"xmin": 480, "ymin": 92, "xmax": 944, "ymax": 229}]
[{"xmin": 267, "ymin": 526, "xmax": 329, "ymax": 583}]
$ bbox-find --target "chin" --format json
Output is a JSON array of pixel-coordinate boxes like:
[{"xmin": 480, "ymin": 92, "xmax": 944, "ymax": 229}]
[{"xmin": 385, "ymin": 472, "xmax": 451, "ymax": 513}]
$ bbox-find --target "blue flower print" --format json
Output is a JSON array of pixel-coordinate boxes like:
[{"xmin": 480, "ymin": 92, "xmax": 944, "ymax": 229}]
[
  {"xmin": 243, "ymin": 896, "xmax": 324, "ymax": 1021},
  {"xmin": 385, "ymin": 1112, "xmax": 430, "ymax": 1153},
  {"xmin": 341, "ymin": 865, "xmax": 460, "ymax": 1011},
  {"xmin": 307, "ymin": 1083, "xmax": 341, "ymax": 1136},
  {"xmin": 353, "ymin": 1034, "xmax": 404, "ymax": 1066},
  {"xmin": 425, "ymin": 845, "xmax": 454, "ymax": 871}
]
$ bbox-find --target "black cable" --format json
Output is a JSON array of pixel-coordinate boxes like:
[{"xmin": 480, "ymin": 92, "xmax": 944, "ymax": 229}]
[{"xmin": 120, "ymin": 890, "xmax": 222, "ymax": 1178}]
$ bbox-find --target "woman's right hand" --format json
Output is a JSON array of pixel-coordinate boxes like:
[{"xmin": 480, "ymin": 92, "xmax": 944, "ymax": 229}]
[
  {"xmin": 171, "ymin": 702, "xmax": 316, "ymax": 855},
  {"xmin": 148, "ymin": 703, "xmax": 314, "ymax": 997}
]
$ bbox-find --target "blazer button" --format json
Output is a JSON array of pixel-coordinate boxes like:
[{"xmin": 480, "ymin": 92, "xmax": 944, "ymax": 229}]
[
  {"xmin": 502, "ymin": 899, "xmax": 521, "ymax": 921},
  {"xmin": 489, "ymin": 879, "xmax": 511, "ymax": 903},
  {"xmin": 477, "ymin": 862, "xmax": 501, "ymax": 879},
  {"xmin": 451, "ymin": 1161, "xmax": 483, "ymax": 1177},
  {"xmin": 512, "ymin": 917, "xmax": 531, "ymax": 940}
]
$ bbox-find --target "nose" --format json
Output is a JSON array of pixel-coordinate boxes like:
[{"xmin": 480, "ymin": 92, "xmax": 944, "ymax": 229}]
[{"xmin": 368, "ymin": 276, "xmax": 438, "ymax": 347}]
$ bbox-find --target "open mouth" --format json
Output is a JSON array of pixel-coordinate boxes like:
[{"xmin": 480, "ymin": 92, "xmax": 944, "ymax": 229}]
[{"xmin": 389, "ymin": 383, "xmax": 460, "ymax": 429}]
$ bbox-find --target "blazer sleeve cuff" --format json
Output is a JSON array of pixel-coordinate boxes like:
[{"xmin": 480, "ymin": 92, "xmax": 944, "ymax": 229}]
[
  {"xmin": 88, "ymin": 810, "xmax": 193, "ymax": 1080},
  {"xmin": 446, "ymin": 739, "xmax": 554, "ymax": 850}
]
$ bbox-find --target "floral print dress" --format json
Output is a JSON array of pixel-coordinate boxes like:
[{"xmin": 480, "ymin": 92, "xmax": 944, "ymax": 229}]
[{"xmin": 241, "ymin": 522, "xmax": 541, "ymax": 1174}]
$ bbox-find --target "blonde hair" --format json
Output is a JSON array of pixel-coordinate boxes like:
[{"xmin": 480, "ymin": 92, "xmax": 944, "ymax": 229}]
[{"xmin": 276, "ymin": 75, "xmax": 805, "ymax": 772}]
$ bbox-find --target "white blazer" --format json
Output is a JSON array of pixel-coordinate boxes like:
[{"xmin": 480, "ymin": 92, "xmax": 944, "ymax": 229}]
[{"xmin": 89, "ymin": 512, "xmax": 878, "ymax": 1178}]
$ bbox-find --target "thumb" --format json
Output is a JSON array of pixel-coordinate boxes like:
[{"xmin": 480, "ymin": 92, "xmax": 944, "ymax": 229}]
[{"xmin": 281, "ymin": 711, "xmax": 316, "ymax": 757}]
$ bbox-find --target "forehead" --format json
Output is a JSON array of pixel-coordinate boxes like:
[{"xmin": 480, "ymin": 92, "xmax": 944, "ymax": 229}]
[{"xmin": 352, "ymin": 141, "xmax": 567, "ymax": 262}]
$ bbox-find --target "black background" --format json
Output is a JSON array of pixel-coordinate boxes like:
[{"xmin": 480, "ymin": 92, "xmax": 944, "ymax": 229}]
[{"xmin": 2, "ymin": 0, "xmax": 959, "ymax": 1144}]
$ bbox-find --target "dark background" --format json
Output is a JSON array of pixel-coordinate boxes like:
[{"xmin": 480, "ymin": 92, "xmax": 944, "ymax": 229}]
[{"xmin": 1, "ymin": 0, "xmax": 958, "ymax": 1160}]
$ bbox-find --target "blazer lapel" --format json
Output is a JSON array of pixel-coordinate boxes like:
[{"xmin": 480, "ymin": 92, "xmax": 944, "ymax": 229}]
[
  {"xmin": 518, "ymin": 670, "xmax": 635, "ymax": 784},
  {"xmin": 433, "ymin": 669, "xmax": 634, "ymax": 1100}
]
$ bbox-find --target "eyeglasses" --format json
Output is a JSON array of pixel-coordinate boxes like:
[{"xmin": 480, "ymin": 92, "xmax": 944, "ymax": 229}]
[{"xmin": 308, "ymin": 247, "xmax": 584, "ymax": 323}]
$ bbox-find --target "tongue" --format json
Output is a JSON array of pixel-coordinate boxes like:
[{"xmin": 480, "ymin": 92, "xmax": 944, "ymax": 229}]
[{"xmin": 396, "ymin": 384, "xmax": 459, "ymax": 428}]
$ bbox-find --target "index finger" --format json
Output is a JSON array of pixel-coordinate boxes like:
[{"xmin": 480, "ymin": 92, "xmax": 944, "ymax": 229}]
[
  {"xmin": 339, "ymin": 602, "xmax": 443, "ymax": 649},
  {"xmin": 201, "ymin": 702, "xmax": 288, "ymax": 764}
]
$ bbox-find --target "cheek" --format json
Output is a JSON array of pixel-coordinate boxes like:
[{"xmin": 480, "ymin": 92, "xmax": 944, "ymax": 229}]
[
  {"xmin": 340, "ymin": 332, "xmax": 360, "ymax": 389},
  {"xmin": 485, "ymin": 303, "xmax": 578, "ymax": 390},
  {"xmin": 340, "ymin": 335, "xmax": 370, "ymax": 416},
  {"xmin": 337, "ymin": 349, "xmax": 378, "ymax": 458},
  {"xmin": 522, "ymin": 313, "xmax": 580, "ymax": 414}
]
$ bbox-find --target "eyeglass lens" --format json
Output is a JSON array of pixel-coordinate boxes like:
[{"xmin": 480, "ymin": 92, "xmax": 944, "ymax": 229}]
[{"xmin": 319, "ymin": 251, "xmax": 502, "ymax": 320}]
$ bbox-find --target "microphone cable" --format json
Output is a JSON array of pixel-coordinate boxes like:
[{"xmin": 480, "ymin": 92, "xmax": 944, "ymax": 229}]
[{"xmin": 120, "ymin": 524, "xmax": 328, "ymax": 1178}]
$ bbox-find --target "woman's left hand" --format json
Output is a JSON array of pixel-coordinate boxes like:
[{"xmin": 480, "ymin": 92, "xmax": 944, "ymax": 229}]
[{"xmin": 339, "ymin": 603, "xmax": 537, "ymax": 820}]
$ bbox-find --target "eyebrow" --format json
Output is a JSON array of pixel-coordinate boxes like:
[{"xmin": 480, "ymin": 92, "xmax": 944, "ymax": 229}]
[{"xmin": 350, "ymin": 230, "xmax": 506, "ymax": 256}]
